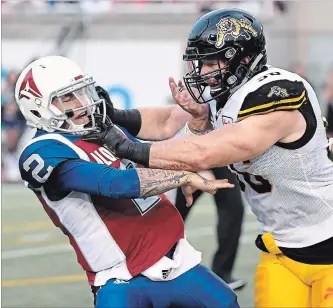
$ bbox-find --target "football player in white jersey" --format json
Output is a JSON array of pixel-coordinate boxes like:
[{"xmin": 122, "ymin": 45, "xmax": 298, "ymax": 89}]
[
  {"xmin": 84, "ymin": 8, "xmax": 333, "ymax": 308},
  {"xmin": 16, "ymin": 56, "xmax": 241, "ymax": 308}
]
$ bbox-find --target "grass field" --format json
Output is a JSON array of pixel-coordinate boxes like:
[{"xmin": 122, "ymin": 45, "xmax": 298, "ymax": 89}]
[{"xmin": 2, "ymin": 184, "xmax": 260, "ymax": 307}]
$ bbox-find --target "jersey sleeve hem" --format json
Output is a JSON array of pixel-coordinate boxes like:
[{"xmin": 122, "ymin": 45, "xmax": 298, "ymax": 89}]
[{"xmin": 238, "ymin": 90, "xmax": 306, "ymax": 121}]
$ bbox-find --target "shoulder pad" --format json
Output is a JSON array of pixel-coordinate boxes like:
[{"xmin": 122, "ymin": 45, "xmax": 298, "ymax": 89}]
[
  {"xmin": 19, "ymin": 137, "xmax": 80, "ymax": 190},
  {"xmin": 238, "ymin": 79, "xmax": 307, "ymax": 121}
]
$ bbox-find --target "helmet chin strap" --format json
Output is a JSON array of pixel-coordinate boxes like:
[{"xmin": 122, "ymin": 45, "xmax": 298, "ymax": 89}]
[
  {"xmin": 229, "ymin": 53, "xmax": 264, "ymax": 95},
  {"xmin": 53, "ymin": 120, "xmax": 97, "ymax": 135},
  {"xmin": 67, "ymin": 119, "xmax": 87, "ymax": 132},
  {"xmin": 65, "ymin": 110, "xmax": 98, "ymax": 135}
]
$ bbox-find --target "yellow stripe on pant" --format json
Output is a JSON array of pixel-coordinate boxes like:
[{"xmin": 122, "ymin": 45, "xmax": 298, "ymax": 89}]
[{"xmin": 254, "ymin": 232, "xmax": 333, "ymax": 308}]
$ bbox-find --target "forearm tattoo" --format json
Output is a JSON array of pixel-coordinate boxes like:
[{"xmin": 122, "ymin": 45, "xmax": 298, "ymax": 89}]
[{"xmin": 136, "ymin": 169, "xmax": 190, "ymax": 197}]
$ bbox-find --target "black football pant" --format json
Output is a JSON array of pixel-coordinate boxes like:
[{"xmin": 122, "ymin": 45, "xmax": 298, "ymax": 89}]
[{"xmin": 174, "ymin": 166, "xmax": 244, "ymax": 280}]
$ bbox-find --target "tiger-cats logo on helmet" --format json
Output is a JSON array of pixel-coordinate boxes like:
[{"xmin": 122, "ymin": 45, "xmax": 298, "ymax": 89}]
[{"xmin": 215, "ymin": 18, "xmax": 258, "ymax": 48}]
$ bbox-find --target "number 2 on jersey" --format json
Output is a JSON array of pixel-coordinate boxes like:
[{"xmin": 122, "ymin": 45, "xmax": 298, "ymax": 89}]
[
  {"xmin": 230, "ymin": 164, "xmax": 272, "ymax": 194},
  {"xmin": 23, "ymin": 154, "xmax": 54, "ymax": 183}
]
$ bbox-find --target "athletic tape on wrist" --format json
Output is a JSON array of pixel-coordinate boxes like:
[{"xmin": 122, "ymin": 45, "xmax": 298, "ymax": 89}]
[{"xmin": 175, "ymin": 122, "xmax": 197, "ymax": 137}]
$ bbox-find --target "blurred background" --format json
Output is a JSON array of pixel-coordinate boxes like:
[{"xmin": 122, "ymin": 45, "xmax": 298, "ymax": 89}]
[{"xmin": 2, "ymin": 0, "xmax": 333, "ymax": 307}]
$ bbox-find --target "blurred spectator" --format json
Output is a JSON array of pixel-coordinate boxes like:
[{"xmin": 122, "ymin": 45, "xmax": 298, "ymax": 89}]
[
  {"xmin": 1, "ymin": 70, "xmax": 26, "ymax": 182},
  {"xmin": 274, "ymin": 1, "xmax": 287, "ymax": 14},
  {"xmin": 323, "ymin": 67, "xmax": 333, "ymax": 137},
  {"xmin": 3, "ymin": 0, "xmax": 45, "ymax": 13},
  {"xmin": 81, "ymin": 0, "xmax": 112, "ymax": 13},
  {"xmin": 2, "ymin": 69, "xmax": 18, "ymax": 103},
  {"xmin": 198, "ymin": 1, "xmax": 214, "ymax": 16}
]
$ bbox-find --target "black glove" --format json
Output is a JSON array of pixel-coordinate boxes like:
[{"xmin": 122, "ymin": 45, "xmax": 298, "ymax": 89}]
[
  {"xmin": 82, "ymin": 121, "xmax": 151, "ymax": 166},
  {"xmin": 95, "ymin": 85, "xmax": 142, "ymax": 137},
  {"xmin": 83, "ymin": 120, "xmax": 124, "ymax": 149},
  {"xmin": 96, "ymin": 86, "xmax": 115, "ymax": 121}
]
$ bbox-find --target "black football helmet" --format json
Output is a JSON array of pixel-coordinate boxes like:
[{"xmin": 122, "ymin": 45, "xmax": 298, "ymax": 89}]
[{"xmin": 183, "ymin": 8, "xmax": 267, "ymax": 106}]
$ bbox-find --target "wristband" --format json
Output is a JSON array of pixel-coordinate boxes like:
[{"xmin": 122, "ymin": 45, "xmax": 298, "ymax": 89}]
[
  {"xmin": 116, "ymin": 139, "xmax": 151, "ymax": 167},
  {"xmin": 176, "ymin": 122, "xmax": 211, "ymax": 137},
  {"xmin": 112, "ymin": 109, "xmax": 142, "ymax": 137}
]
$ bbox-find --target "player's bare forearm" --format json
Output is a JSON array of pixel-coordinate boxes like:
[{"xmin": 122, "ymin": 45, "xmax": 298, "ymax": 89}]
[
  {"xmin": 148, "ymin": 134, "xmax": 222, "ymax": 171},
  {"xmin": 136, "ymin": 168, "xmax": 191, "ymax": 197},
  {"xmin": 147, "ymin": 131, "xmax": 258, "ymax": 171},
  {"xmin": 137, "ymin": 105, "xmax": 191, "ymax": 141},
  {"xmin": 148, "ymin": 111, "xmax": 296, "ymax": 171}
]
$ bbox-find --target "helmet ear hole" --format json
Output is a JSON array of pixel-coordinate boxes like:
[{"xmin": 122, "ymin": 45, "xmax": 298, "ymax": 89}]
[
  {"xmin": 208, "ymin": 34, "xmax": 217, "ymax": 43},
  {"xmin": 31, "ymin": 110, "xmax": 42, "ymax": 119},
  {"xmin": 235, "ymin": 65, "xmax": 247, "ymax": 78}
]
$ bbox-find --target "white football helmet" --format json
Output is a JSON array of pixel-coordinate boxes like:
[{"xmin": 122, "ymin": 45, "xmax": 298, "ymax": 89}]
[{"xmin": 15, "ymin": 55, "xmax": 106, "ymax": 134}]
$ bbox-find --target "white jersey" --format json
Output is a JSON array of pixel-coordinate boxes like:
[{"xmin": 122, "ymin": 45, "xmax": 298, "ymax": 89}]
[{"xmin": 211, "ymin": 66, "xmax": 333, "ymax": 248}]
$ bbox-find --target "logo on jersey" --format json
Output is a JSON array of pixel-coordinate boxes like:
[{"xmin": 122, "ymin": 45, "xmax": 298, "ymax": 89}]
[
  {"xmin": 222, "ymin": 115, "xmax": 233, "ymax": 125},
  {"xmin": 113, "ymin": 279, "xmax": 129, "ymax": 284},
  {"xmin": 214, "ymin": 17, "xmax": 257, "ymax": 48},
  {"xmin": 267, "ymin": 86, "xmax": 290, "ymax": 99},
  {"xmin": 162, "ymin": 269, "xmax": 172, "ymax": 279},
  {"xmin": 18, "ymin": 69, "xmax": 43, "ymax": 100}
]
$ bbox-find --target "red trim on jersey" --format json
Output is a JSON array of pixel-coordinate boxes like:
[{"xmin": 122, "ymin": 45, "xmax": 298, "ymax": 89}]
[
  {"xmin": 86, "ymin": 271, "xmax": 97, "ymax": 286},
  {"xmin": 74, "ymin": 140, "xmax": 120, "ymax": 168},
  {"xmin": 33, "ymin": 136, "xmax": 185, "ymax": 286},
  {"xmin": 92, "ymin": 193, "xmax": 184, "ymax": 277},
  {"xmin": 73, "ymin": 138, "xmax": 185, "ymax": 277}
]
